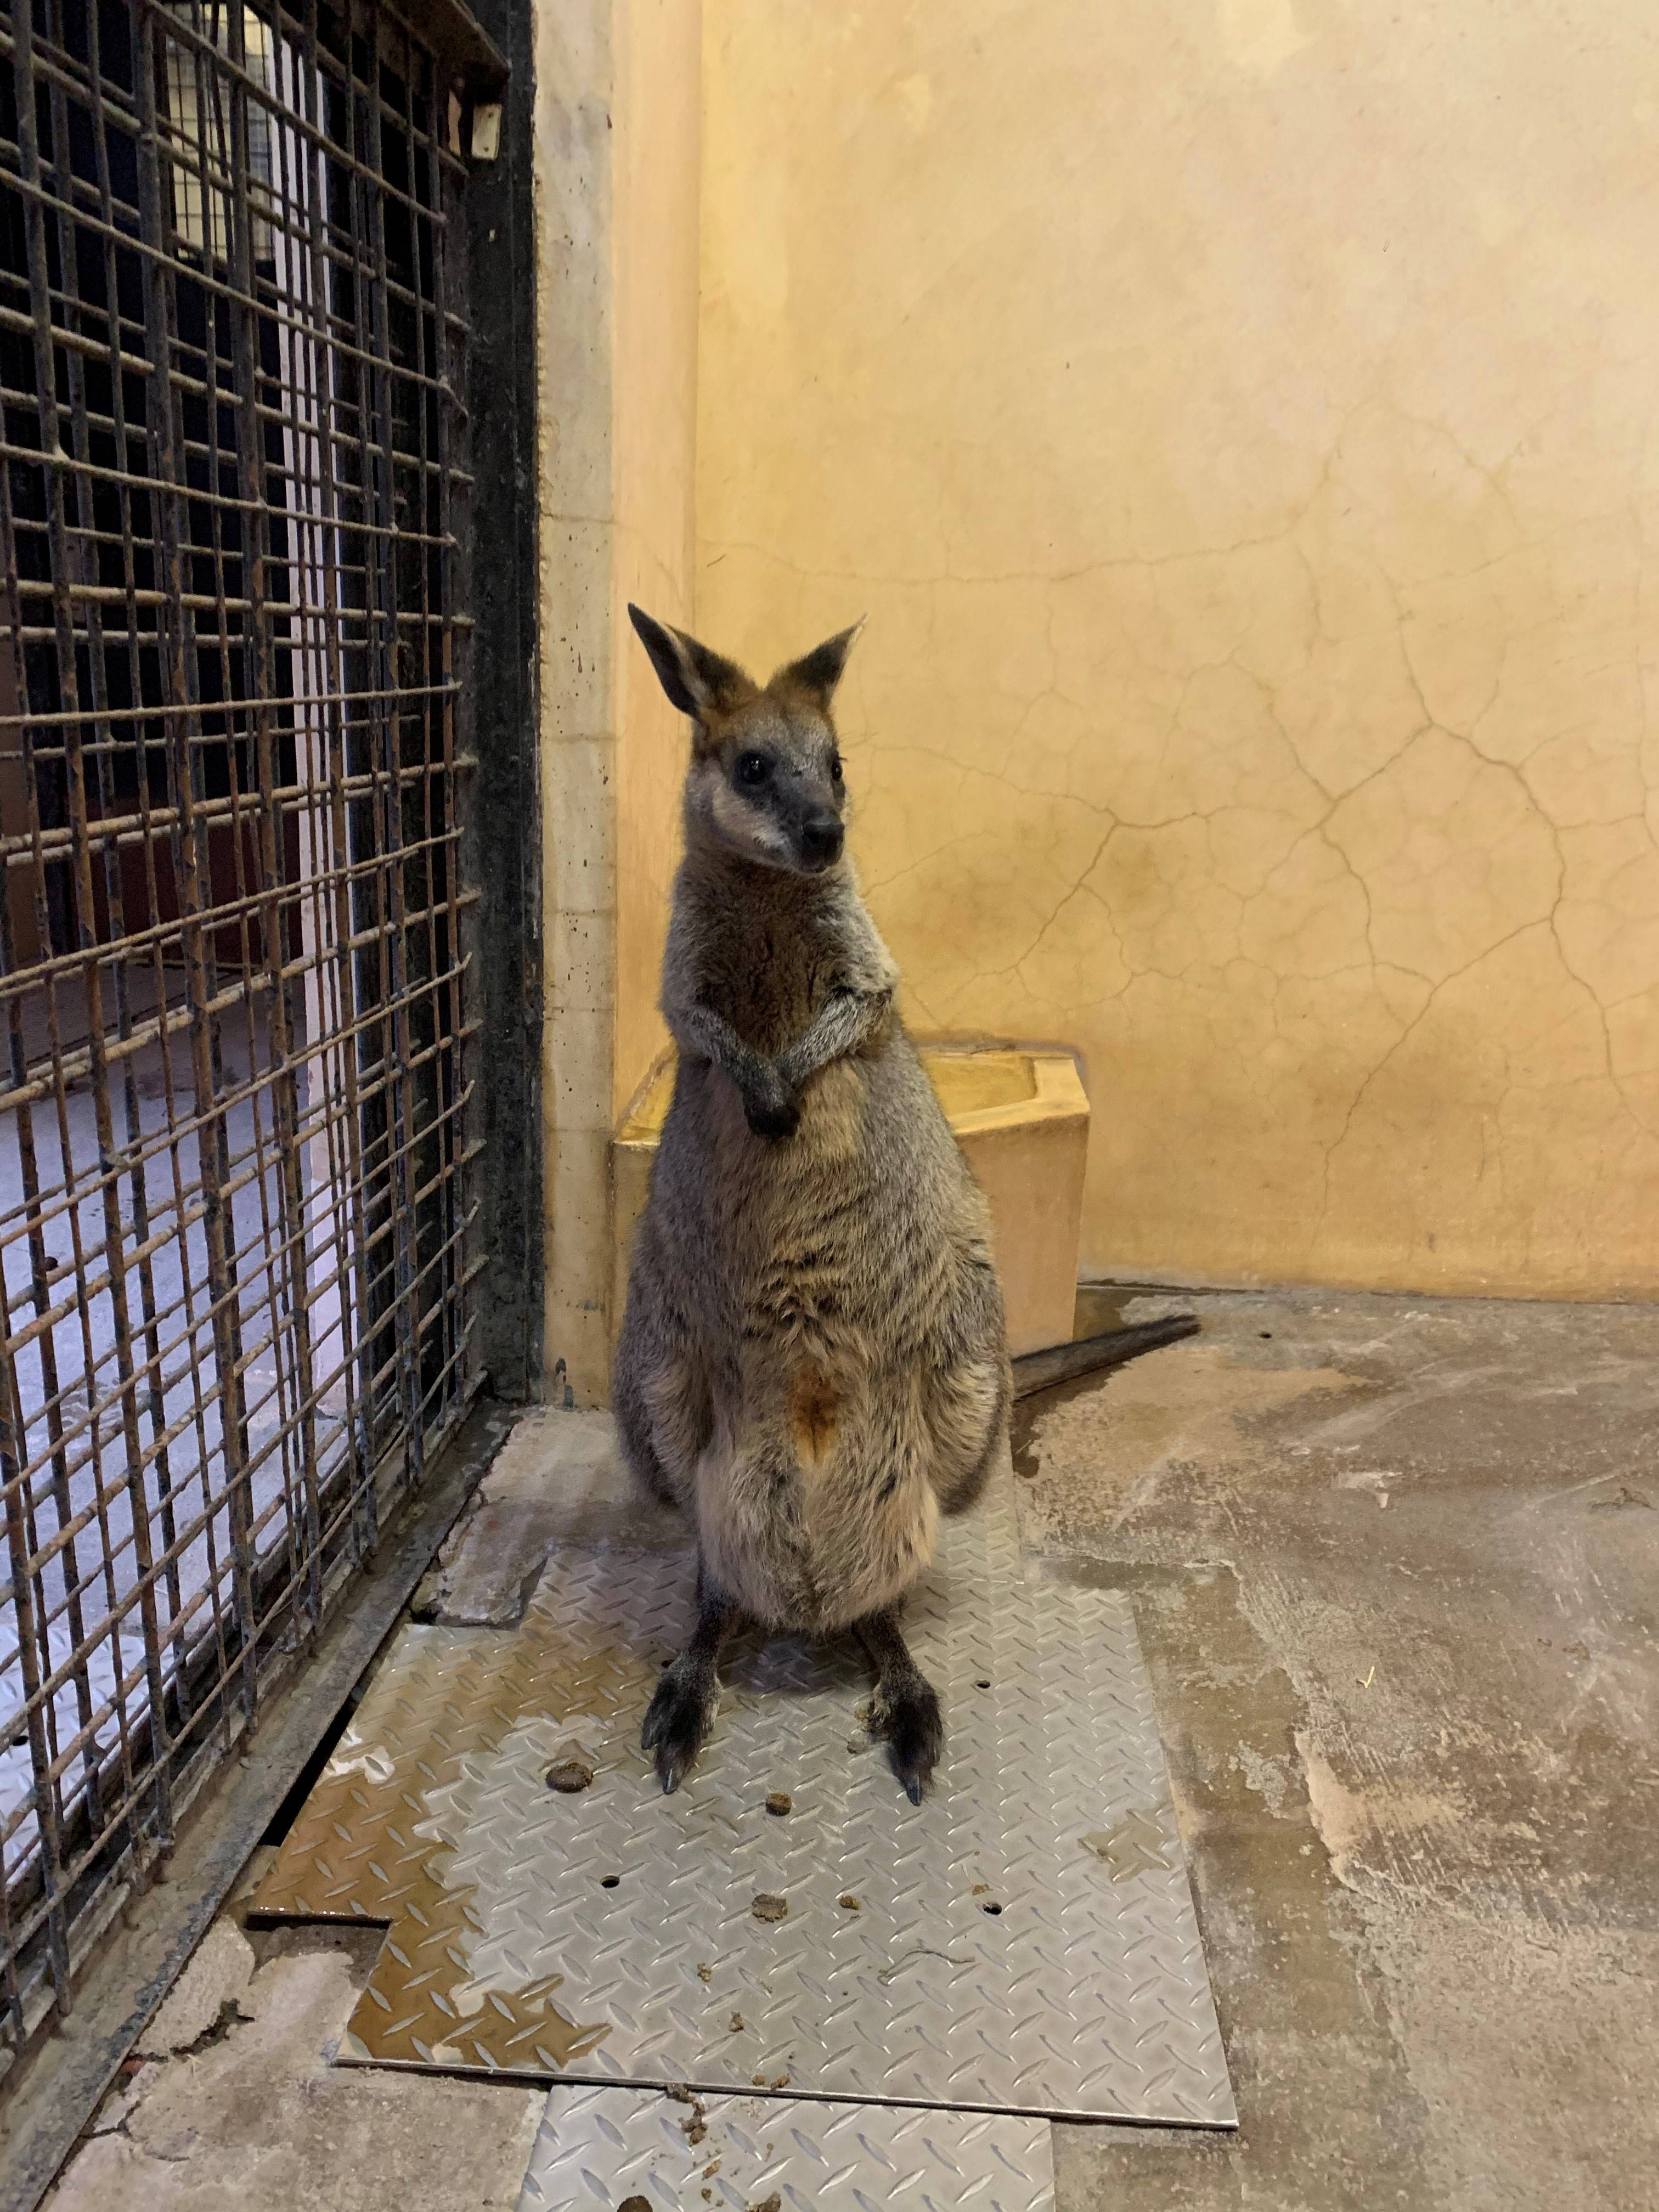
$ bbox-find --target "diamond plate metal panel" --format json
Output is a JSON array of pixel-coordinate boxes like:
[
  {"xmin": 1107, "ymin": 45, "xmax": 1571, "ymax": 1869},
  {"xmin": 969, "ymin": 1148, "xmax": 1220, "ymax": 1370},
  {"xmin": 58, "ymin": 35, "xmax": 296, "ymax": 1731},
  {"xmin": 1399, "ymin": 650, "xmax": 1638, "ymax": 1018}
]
[
  {"xmin": 516, "ymin": 2084, "xmax": 1055, "ymax": 2211},
  {"xmin": 252, "ymin": 1475, "xmax": 1235, "ymax": 2125}
]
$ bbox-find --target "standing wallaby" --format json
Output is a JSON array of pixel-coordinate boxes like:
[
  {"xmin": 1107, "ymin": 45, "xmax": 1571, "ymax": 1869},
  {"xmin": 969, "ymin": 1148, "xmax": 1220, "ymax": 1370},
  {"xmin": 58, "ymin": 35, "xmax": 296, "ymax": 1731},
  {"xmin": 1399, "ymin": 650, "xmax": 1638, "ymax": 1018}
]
[{"xmin": 613, "ymin": 607, "xmax": 1010, "ymax": 1803}]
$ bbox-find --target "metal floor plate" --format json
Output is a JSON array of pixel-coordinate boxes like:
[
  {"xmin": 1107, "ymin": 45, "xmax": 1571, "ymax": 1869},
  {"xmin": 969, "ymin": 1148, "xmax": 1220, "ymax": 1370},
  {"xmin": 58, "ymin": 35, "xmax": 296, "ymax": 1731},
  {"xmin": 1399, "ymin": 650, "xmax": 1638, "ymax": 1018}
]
[
  {"xmin": 516, "ymin": 2084, "xmax": 1054, "ymax": 2210},
  {"xmin": 252, "ymin": 1473, "xmax": 1234, "ymax": 2125}
]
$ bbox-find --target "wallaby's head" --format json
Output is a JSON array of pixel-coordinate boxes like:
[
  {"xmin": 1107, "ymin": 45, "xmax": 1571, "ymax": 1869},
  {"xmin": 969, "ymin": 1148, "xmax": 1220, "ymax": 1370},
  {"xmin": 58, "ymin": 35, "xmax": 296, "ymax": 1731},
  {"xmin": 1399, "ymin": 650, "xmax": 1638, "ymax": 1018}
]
[{"xmin": 628, "ymin": 606, "xmax": 862, "ymax": 876}]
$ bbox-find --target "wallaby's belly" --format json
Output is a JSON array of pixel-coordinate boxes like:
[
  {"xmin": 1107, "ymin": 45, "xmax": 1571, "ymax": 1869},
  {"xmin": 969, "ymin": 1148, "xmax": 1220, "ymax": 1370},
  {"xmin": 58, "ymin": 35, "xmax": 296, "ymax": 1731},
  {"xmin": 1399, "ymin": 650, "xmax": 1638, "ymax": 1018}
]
[
  {"xmin": 648, "ymin": 1037, "xmax": 1002, "ymax": 1631},
  {"xmin": 693, "ymin": 1423, "xmax": 941, "ymax": 1633}
]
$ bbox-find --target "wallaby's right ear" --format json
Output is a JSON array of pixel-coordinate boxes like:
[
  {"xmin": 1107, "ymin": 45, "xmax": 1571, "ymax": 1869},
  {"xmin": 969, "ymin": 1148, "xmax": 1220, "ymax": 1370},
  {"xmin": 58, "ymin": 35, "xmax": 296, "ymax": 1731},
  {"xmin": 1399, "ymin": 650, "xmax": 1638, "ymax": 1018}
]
[{"xmin": 627, "ymin": 605, "xmax": 755, "ymax": 726}]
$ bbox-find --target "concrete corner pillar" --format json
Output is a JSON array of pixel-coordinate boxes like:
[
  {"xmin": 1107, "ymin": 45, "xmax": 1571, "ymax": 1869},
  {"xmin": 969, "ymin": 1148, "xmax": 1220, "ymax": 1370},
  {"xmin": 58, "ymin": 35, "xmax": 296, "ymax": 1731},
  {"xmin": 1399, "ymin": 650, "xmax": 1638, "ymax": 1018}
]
[{"xmin": 532, "ymin": 0, "xmax": 701, "ymax": 1404}]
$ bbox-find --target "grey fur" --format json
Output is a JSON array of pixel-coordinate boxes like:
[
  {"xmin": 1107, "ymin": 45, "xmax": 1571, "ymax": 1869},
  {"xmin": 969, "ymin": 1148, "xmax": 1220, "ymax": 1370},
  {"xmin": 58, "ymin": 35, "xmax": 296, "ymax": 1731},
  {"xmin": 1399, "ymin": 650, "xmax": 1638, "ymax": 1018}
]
[{"xmin": 616, "ymin": 610, "xmax": 1011, "ymax": 1799}]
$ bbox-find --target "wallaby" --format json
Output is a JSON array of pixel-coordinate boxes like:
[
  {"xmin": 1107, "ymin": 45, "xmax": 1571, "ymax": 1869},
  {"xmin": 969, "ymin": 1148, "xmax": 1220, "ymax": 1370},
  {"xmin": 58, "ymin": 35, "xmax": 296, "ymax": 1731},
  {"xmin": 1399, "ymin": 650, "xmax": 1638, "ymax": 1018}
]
[{"xmin": 613, "ymin": 606, "xmax": 1011, "ymax": 1804}]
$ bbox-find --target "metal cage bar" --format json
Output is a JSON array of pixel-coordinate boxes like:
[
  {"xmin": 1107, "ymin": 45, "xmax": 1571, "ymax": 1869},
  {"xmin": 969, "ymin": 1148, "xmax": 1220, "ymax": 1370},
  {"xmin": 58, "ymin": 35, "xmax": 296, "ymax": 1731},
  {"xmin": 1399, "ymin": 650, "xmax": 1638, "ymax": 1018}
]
[{"xmin": 0, "ymin": 0, "xmax": 482, "ymax": 2058}]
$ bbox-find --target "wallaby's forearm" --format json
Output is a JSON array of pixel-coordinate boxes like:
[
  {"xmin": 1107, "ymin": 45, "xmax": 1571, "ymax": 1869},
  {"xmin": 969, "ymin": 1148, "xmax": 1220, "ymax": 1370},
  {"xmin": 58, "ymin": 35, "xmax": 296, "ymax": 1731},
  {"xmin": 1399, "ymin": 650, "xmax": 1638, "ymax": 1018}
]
[
  {"xmin": 667, "ymin": 1000, "xmax": 772, "ymax": 1101},
  {"xmin": 667, "ymin": 983, "xmax": 890, "ymax": 1139},
  {"xmin": 777, "ymin": 986, "xmax": 891, "ymax": 1090}
]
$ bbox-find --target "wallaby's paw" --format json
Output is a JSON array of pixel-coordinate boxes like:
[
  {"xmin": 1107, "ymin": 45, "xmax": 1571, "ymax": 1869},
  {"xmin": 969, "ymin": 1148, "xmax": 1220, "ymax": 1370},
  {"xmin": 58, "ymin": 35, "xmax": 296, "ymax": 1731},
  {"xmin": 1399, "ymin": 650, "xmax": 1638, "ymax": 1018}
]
[
  {"xmin": 744, "ymin": 1088, "xmax": 800, "ymax": 1141},
  {"xmin": 641, "ymin": 1658, "xmax": 715, "ymax": 1794},
  {"xmin": 867, "ymin": 1677, "xmax": 943, "ymax": 1805}
]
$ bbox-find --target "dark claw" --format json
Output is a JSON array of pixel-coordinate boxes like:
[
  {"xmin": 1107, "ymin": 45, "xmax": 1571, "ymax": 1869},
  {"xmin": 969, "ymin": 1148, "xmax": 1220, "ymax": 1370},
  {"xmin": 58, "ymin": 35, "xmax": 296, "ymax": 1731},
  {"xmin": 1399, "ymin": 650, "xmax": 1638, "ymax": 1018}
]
[
  {"xmin": 868, "ymin": 1677, "xmax": 943, "ymax": 1804},
  {"xmin": 641, "ymin": 1658, "xmax": 715, "ymax": 1793}
]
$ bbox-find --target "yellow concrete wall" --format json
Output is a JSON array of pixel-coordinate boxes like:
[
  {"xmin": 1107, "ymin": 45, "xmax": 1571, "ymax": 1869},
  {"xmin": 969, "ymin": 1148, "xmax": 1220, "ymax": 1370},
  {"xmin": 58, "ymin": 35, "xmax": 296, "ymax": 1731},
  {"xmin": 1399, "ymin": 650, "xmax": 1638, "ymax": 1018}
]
[
  {"xmin": 695, "ymin": 0, "xmax": 1659, "ymax": 1297},
  {"xmin": 535, "ymin": 0, "xmax": 700, "ymax": 1401},
  {"xmin": 613, "ymin": 0, "xmax": 701, "ymax": 1122}
]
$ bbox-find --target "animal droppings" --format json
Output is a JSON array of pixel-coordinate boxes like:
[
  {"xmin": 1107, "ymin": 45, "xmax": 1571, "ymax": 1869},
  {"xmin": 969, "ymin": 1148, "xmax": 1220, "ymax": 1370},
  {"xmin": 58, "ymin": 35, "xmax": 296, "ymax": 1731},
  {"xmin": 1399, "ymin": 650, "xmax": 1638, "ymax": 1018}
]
[
  {"xmin": 729, "ymin": 2011, "xmax": 745, "ymax": 2032},
  {"xmin": 696, "ymin": 1961, "xmax": 713, "ymax": 1982},
  {"xmin": 751, "ymin": 1892, "xmax": 788, "ymax": 1922},
  {"xmin": 765, "ymin": 1791, "xmax": 792, "ymax": 1816},
  {"xmin": 838, "ymin": 1892, "xmax": 861, "ymax": 1911},
  {"xmin": 545, "ymin": 1758, "xmax": 594, "ymax": 1793}
]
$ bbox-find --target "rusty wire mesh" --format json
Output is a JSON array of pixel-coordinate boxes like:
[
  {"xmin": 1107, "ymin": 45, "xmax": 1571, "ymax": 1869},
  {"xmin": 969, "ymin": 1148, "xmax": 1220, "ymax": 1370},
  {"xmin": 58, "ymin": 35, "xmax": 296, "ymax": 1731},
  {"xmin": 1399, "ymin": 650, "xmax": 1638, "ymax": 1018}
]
[{"xmin": 0, "ymin": 0, "xmax": 481, "ymax": 2053}]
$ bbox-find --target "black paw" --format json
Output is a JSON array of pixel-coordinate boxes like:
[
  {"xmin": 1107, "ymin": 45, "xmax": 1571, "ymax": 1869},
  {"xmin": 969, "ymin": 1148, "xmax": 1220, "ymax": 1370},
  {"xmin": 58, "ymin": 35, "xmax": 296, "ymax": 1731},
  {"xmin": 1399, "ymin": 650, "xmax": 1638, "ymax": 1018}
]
[
  {"xmin": 868, "ymin": 1677, "xmax": 943, "ymax": 1804},
  {"xmin": 744, "ymin": 1087, "xmax": 800, "ymax": 1141},
  {"xmin": 641, "ymin": 1657, "xmax": 716, "ymax": 1794}
]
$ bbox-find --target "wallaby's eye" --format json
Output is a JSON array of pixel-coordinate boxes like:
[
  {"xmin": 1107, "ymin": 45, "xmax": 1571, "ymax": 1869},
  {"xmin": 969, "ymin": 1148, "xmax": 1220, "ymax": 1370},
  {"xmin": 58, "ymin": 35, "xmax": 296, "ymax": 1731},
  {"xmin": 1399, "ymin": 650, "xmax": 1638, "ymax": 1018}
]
[
  {"xmin": 829, "ymin": 752, "xmax": 844, "ymax": 785},
  {"xmin": 736, "ymin": 752, "xmax": 770, "ymax": 788}
]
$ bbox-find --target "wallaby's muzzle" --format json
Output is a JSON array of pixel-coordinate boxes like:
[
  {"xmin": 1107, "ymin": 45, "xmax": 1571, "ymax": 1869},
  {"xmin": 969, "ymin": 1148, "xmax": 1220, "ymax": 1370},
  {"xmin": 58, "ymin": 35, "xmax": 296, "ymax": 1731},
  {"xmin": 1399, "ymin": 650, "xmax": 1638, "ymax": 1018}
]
[{"xmin": 799, "ymin": 813, "xmax": 845, "ymax": 871}]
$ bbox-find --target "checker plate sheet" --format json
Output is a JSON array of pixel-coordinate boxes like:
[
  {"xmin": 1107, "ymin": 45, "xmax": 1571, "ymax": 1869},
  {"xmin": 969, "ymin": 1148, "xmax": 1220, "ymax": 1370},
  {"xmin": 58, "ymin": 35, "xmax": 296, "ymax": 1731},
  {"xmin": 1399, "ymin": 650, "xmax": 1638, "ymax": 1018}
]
[
  {"xmin": 253, "ymin": 1474, "xmax": 1234, "ymax": 2126},
  {"xmin": 516, "ymin": 2084, "xmax": 1054, "ymax": 2210}
]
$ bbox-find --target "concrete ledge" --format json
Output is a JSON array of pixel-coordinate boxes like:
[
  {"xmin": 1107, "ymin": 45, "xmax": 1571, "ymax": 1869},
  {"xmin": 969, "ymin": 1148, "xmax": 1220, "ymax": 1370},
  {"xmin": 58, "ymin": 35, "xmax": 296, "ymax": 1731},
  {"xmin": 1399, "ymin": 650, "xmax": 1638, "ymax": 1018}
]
[{"xmin": 611, "ymin": 1043, "xmax": 1090, "ymax": 1368}]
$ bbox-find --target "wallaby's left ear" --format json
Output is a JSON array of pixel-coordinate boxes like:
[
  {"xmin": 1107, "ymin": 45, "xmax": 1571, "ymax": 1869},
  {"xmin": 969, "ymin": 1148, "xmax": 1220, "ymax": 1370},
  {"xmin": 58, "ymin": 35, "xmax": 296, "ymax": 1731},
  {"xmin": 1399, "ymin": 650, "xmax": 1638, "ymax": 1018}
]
[
  {"xmin": 628, "ymin": 603, "xmax": 757, "ymax": 725},
  {"xmin": 771, "ymin": 619, "xmax": 865, "ymax": 712}
]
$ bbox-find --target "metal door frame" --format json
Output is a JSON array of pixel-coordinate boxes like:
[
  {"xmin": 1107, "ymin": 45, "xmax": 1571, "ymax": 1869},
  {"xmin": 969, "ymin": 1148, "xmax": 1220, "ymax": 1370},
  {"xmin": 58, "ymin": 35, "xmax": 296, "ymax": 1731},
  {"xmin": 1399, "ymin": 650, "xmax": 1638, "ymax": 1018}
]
[{"xmin": 0, "ymin": 0, "xmax": 539, "ymax": 2193}]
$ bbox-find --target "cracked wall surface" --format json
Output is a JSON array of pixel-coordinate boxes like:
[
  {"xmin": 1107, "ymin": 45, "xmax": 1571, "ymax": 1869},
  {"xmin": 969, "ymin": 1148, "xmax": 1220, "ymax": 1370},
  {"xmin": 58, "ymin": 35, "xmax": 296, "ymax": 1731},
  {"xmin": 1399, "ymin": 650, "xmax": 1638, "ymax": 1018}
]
[{"xmin": 694, "ymin": 0, "xmax": 1659, "ymax": 1295}]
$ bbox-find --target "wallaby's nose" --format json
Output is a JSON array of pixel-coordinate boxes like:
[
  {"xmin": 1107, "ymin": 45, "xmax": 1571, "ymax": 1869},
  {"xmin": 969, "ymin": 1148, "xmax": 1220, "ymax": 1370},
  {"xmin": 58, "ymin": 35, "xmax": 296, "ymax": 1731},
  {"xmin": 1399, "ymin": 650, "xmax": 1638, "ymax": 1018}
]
[{"xmin": 800, "ymin": 814, "xmax": 844, "ymax": 869}]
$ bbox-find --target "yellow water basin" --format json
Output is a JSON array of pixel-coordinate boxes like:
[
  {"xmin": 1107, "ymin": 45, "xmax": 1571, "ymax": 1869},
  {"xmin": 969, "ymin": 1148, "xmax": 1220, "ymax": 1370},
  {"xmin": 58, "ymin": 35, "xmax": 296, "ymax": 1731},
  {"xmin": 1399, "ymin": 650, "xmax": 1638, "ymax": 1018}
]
[{"xmin": 611, "ymin": 1045, "xmax": 1090, "ymax": 1360}]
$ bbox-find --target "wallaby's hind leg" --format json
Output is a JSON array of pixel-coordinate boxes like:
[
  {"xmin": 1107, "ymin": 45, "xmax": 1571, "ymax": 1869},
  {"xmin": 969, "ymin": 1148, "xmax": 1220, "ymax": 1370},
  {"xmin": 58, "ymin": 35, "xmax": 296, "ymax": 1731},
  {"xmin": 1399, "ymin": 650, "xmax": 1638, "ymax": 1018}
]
[
  {"xmin": 612, "ymin": 1339, "xmax": 679, "ymax": 1506},
  {"xmin": 613, "ymin": 1257, "xmax": 708, "ymax": 1510},
  {"xmin": 855, "ymin": 1606, "xmax": 943, "ymax": 1805},
  {"xmin": 641, "ymin": 1563, "xmax": 738, "ymax": 1794}
]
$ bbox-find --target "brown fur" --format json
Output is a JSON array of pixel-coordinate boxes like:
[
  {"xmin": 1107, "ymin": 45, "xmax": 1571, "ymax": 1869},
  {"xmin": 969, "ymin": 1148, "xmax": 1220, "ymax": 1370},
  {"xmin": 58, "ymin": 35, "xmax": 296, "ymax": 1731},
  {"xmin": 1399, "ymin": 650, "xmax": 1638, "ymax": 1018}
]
[
  {"xmin": 614, "ymin": 607, "xmax": 1010, "ymax": 1795},
  {"xmin": 789, "ymin": 1368, "xmax": 840, "ymax": 1469}
]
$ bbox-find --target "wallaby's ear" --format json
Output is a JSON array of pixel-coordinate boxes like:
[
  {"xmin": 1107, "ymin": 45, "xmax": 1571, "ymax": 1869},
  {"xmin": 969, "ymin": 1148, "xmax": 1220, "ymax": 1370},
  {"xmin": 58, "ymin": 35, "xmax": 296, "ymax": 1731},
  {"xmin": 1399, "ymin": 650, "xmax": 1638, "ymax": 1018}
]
[
  {"xmin": 627, "ymin": 604, "xmax": 754, "ymax": 724},
  {"xmin": 772, "ymin": 619, "xmax": 865, "ymax": 712}
]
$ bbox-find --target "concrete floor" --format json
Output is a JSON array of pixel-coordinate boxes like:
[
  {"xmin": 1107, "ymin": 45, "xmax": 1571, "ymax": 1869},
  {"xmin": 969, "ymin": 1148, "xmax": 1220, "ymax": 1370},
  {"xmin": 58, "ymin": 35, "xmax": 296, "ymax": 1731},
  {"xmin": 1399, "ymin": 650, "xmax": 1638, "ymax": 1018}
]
[{"xmin": 43, "ymin": 1289, "xmax": 1659, "ymax": 2210}]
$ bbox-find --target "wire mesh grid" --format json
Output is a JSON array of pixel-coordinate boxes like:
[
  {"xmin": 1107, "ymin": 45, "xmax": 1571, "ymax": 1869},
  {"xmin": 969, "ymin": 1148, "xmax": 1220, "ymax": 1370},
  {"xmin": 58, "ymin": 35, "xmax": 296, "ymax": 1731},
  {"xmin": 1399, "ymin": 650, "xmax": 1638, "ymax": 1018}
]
[{"xmin": 0, "ymin": 0, "xmax": 481, "ymax": 2054}]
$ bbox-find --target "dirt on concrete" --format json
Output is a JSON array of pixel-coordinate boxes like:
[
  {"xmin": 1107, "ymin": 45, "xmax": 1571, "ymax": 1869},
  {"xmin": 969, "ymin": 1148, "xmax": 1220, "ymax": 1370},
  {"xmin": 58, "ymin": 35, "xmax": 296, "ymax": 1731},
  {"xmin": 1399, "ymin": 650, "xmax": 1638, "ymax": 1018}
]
[
  {"xmin": 1031, "ymin": 1287, "xmax": 1659, "ymax": 2212},
  {"xmin": 44, "ymin": 1854, "xmax": 542, "ymax": 2212}
]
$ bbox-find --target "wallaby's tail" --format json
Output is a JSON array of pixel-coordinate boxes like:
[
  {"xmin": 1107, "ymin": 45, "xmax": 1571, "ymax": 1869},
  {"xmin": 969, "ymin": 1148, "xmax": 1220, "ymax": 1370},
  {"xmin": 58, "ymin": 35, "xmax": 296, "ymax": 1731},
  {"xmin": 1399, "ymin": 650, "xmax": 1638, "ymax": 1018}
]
[{"xmin": 1011, "ymin": 1314, "xmax": 1200, "ymax": 1400}]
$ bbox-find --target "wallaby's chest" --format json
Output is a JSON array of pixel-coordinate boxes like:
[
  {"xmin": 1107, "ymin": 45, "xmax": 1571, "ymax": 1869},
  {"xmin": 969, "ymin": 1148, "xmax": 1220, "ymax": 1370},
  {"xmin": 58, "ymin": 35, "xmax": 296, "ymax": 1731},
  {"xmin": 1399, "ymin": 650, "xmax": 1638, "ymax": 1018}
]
[{"xmin": 704, "ymin": 913, "xmax": 835, "ymax": 1053}]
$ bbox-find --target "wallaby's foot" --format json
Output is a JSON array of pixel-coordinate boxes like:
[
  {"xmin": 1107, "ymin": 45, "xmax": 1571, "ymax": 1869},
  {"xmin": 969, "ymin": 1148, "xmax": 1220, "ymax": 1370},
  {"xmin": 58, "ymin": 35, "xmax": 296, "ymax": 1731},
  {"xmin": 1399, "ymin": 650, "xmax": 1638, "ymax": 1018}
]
[
  {"xmin": 867, "ymin": 1673, "xmax": 943, "ymax": 1804},
  {"xmin": 644, "ymin": 1565, "xmax": 737, "ymax": 1794},
  {"xmin": 854, "ymin": 1604, "xmax": 944, "ymax": 1804},
  {"xmin": 641, "ymin": 1655, "xmax": 717, "ymax": 1793}
]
